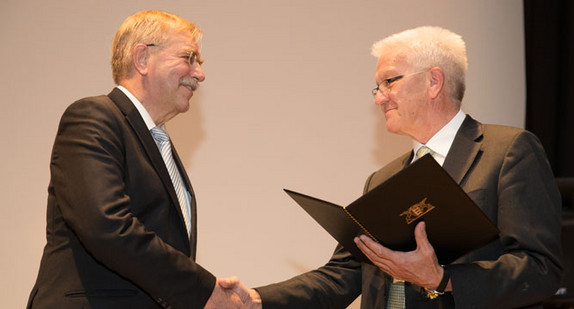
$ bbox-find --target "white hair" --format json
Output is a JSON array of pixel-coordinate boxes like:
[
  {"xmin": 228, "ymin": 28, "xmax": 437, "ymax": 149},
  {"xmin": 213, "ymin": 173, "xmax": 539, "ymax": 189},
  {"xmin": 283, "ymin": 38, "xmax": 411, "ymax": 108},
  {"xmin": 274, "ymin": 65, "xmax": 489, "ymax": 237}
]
[{"xmin": 371, "ymin": 26, "xmax": 468, "ymax": 104}]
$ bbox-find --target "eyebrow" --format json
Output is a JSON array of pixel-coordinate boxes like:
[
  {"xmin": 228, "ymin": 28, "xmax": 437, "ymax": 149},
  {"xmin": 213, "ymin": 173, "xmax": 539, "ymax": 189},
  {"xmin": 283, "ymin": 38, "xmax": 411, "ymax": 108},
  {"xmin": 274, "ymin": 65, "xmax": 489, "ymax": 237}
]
[
  {"xmin": 376, "ymin": 69, "xmax": 395, "ymax": 80},
  {"xmin": 182, "ymin": 48, "xmax": 199, "ymax": 55},
  {"xmin": 183, "ymin": 50, "xmax": 204, "ymax": 64}
]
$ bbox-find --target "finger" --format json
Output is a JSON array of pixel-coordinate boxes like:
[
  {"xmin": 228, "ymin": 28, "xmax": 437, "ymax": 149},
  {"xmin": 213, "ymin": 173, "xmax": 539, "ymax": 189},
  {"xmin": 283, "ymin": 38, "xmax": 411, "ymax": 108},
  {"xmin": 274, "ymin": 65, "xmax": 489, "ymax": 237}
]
[
  {"xmin": 356, "ymin": 236, "xmax": 386, "ymax": 260},
  {"xmin": 234, "ymin": 285, "xmax": 251, "ymax": 303},
  {"xmin": 248, "ymin": 289, "xmax": 262, "ymax": 304},
  {"xmin": 358, "ymin": 234, "xmax": 395, "ymax": 257},
  {"xmin": 230, "ymin": 292, "xmax": 246, "ymax": 309},
  {"xmin": 355, "ymin": 236, "xmax": 394, "ymax": 275},
  {"xmin": 218, "ymin": 276, "xmax": 239, "ymax": 289},
  {"xmin": 414, "ymin": 221, "xmax": 432, "ymax": 251},
  {"xmin": 354, "ymin": 236, "xmax": 374, "ymax": 256},
  {"xmin": 414, "ymin": 221, "xmax": 442, "ymax": 271},
  {"xmin": 222, "ymin": 278, "xmax": 252, "ymax": 304}
]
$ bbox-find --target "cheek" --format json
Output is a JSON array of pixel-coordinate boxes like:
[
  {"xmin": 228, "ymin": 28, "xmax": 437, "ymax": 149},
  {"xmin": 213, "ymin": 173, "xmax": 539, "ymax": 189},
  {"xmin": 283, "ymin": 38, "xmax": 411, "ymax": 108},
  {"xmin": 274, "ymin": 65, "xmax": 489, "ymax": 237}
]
[
  {"xmin": 165, "ymin": 64, "xmax": 189, "ymax": 85},
  {"xmin": 170, "ymin": 71, "xmax": 184, "ymax": 84}
]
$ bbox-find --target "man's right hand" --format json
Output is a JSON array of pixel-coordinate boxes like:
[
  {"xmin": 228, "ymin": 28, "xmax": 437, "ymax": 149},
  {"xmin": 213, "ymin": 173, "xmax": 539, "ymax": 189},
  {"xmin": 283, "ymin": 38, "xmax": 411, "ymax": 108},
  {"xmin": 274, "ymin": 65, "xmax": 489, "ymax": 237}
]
[
  {"xmin": 217, "ymin": 277, "xmax": 262, "ymax": 309},
  {"xmin": 204, "ymin": 278, "xmax": 245, "ymax": 309}
]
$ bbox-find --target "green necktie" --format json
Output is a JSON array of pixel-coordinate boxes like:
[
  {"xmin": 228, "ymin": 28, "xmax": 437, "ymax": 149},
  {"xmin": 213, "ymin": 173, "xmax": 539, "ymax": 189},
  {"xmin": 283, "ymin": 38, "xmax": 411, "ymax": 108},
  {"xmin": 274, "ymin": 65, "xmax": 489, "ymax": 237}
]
[
  {"xmin": 387, "ymin": 145, "xmax": 435, "ymax": 309},
  {"xmin": 387, "ymin": 279, "xmax": 405, "ymax": 309},
  {"xmin": 416, "ymin": 145, "xmax": 434, "ymax": 160}
]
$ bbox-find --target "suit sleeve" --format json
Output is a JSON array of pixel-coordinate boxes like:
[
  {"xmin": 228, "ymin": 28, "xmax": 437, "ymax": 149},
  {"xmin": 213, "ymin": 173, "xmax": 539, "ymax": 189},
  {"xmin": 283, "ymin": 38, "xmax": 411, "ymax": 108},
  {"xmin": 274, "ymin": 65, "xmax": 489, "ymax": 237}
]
[
  {"xmin": 449, "ymin": 131, "xmax": 563, "ymax": 308},
  {"xmin": 255, "ymin": 245, "xmax": 362, "ymax": 309},
  {"xmin": 51, "ymin": 99, "xmax": 216, "ymax": 308}
]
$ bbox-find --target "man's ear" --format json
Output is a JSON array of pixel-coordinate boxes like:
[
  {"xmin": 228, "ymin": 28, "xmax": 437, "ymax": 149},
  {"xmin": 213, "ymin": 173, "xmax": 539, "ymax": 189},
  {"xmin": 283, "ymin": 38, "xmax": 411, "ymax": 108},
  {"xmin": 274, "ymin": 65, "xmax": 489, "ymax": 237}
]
[
  {"xmin": 428, "ymin": 67, "xmax": 444, "ymax": 100},
  {"xmin": 133, "ymin": 44, "xmax": 151, "ymax": 76}
]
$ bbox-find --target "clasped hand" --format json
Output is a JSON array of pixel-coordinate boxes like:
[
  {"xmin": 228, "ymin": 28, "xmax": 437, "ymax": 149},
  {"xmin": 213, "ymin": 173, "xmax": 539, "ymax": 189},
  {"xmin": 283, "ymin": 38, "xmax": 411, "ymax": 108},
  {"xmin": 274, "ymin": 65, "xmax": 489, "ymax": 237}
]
[
  {"xmin": 208, "ymin": 276, "xmax": 262, "ymax": 309},
  {"xmin": 353, "ymin": 221, "xmax": 445, "ymax": 290},
  {"xmin": 209, "ymin": 222, "xmax": 446, "ymax": 308}
]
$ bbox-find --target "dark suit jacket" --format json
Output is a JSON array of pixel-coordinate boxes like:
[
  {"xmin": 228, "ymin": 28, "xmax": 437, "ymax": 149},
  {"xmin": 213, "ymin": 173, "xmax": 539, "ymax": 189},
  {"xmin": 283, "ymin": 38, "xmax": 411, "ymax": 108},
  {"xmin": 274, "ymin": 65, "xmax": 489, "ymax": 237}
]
[
  {"xmin": 27, "ymin": 88, "xmax": 216, "ymax": 309},
  {"xmin": 256, "ymin": 115, "xmax": 563, "ymax": 309}
]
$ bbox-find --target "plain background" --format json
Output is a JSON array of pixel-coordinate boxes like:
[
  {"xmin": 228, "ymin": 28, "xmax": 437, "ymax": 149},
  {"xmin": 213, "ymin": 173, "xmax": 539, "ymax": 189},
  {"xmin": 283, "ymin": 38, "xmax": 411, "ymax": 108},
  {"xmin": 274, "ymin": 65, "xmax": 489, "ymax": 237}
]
[{"xmin": 1, "ymin": 1, "xmax": 525, "ymax": 308}]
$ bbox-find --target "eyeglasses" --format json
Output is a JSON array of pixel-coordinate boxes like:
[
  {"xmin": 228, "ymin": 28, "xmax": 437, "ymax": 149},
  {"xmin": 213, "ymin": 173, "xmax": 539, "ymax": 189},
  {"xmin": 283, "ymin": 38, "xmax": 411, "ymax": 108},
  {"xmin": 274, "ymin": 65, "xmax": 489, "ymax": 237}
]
[
  {"xmin": 371, "ymin": 70, "xmax": 426, "ymax": 97},
  {"xmin": 146, "ymin": 44, "xmax": 204, "ymax": 66}
]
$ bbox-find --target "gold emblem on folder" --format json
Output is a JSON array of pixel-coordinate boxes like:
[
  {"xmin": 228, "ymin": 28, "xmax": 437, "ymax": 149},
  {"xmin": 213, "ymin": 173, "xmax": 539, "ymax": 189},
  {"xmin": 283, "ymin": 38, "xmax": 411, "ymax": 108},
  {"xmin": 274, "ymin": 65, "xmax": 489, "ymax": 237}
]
[{"xmin": 400, "ymin": 198, "xmax": 435, "ymax": 224}]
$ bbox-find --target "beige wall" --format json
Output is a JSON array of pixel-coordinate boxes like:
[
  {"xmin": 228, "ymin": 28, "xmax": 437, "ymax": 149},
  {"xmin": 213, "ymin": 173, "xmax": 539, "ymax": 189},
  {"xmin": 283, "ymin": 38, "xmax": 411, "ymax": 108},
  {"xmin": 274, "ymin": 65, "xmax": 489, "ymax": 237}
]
[{"xmin": 0, "ymin": 1, "xmax": 524, "ymax": 307}]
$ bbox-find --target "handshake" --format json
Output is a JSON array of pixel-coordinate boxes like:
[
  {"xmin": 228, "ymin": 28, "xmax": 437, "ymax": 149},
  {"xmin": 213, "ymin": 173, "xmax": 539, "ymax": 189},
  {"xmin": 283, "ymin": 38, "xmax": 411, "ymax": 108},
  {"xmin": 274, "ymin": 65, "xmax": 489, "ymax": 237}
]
[{"xmin": 204, "ymin": 277, "xmax": 262, "ymax": 309}]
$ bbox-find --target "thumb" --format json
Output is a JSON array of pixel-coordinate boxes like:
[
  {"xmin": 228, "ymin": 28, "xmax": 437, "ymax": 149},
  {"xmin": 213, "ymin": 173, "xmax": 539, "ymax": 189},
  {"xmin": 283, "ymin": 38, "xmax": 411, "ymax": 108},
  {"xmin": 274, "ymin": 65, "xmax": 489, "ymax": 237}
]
[
  {"xmin": 217, "ymin": 276, "xmax": 239, "ymax": 289},
  {"xmin": 414, "ymin": 221, "xmax": 431, "ymax": 249}
]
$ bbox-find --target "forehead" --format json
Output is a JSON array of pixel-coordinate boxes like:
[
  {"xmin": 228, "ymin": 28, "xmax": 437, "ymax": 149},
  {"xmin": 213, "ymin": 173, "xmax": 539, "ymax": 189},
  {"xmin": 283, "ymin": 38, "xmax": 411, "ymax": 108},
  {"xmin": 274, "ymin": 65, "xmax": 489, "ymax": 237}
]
[
  {"xmin": 165, "ymin": 31, "xmax": 200, "ymax": 51},
  {"xmin": 375, "ymin": 52, "xmax": 409, "ymax": 79}
]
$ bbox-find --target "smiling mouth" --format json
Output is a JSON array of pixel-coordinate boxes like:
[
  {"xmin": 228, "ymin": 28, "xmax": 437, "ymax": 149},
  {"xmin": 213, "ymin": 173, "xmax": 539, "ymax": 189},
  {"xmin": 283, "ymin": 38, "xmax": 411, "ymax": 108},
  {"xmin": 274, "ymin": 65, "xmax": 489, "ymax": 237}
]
[
  {"xmin": 180, "ymin": 77, "xmax": 200, "ymax": 92},
  {"xmin": 182, "ymin": 84, "xmax": 194, "ymax": 92},
  {"xmin": 383, "ymin": 103, "xmax": 397, "ymax": 113}
]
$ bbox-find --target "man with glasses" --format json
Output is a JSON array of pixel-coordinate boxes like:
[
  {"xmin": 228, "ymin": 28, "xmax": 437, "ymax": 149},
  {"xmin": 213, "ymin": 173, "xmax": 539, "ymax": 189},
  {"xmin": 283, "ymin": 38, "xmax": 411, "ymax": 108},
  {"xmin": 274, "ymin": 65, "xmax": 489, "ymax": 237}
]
[
  {"xmin": 233, "ymin": 26, "xmax": 563, "ymax": 308},
  {"xmin": 27, "ymin": 10, "xmax": 244, "ymax": 309}
]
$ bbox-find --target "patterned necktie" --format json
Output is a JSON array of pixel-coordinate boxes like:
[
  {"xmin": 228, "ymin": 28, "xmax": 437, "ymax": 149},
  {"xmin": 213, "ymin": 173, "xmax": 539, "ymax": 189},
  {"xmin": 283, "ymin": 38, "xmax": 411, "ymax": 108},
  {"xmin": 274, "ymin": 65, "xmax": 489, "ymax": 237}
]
[
  {"xmin": 416, "ymin": 145, "xmax": 434, "ymax": 160},
  {"xmin": 387, "ymin": 146, "xmax": 434, "ymax": 308},
  {"xmin": 150, "ymin": 126, "xmax": 191, "ymax": 236},
  {"xmin": 387, "ymin": 279, "xmax": 405, "ymax": 309}
]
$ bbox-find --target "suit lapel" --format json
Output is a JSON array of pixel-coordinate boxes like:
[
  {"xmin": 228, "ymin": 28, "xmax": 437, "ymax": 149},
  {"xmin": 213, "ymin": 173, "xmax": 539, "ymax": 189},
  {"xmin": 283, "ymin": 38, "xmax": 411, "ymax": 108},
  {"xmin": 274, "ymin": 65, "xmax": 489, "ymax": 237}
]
[
  {"xmin": 108, "ymin": 88, "xmax": 192, "ymax": 249},
  {"xmin": 403, "ymin": 152, "xmax": 414, "ymax": 169},
  {"xmin": 171, "ymin": 146, "xmax": 198, "ymax": 257},
  {"xmin": 442, "ymin": 115, "xmax": 483, "ymax": 184}
]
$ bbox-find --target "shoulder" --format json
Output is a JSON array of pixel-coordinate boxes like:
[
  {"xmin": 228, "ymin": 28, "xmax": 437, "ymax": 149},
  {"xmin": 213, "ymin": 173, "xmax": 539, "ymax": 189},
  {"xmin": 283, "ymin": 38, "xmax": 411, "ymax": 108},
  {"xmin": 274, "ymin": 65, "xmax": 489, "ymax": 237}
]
[
  {"xmin": 64, "ymin": 93, "xmax": 120, "ymax": 118},
  {"xmin": 56, "ymin": 92, "xmax": 129, "ymax": 144},
  {"xmin": 482, "ymin": 123, "xmax": 528, "ymax": 139},
  {"xmin": 459, "ymin": 115, "xmax": 542, "ymax": 153},
  {"xmin": 480, "ymin": 123, "xmax": 543, "ymax": 153},
  {"xmin": 58, "ymin": 90, "xmax": 130, "ymax": 129}
]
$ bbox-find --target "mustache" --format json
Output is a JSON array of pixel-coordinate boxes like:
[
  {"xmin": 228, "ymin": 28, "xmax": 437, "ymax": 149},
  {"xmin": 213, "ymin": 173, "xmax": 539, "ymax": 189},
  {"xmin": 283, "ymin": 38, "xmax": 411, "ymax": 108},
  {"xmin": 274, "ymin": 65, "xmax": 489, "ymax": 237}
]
[{"xmin": 180, "ymin": 77, "xmax": 200, "ymax": 91}]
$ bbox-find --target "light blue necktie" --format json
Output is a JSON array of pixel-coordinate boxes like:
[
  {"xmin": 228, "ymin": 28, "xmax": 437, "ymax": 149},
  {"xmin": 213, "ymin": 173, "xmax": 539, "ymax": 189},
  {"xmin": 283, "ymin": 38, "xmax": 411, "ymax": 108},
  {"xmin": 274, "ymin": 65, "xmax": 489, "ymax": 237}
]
[{"xmin": 150, "ymin": 126, "xmax": 191, "ymax": 236}]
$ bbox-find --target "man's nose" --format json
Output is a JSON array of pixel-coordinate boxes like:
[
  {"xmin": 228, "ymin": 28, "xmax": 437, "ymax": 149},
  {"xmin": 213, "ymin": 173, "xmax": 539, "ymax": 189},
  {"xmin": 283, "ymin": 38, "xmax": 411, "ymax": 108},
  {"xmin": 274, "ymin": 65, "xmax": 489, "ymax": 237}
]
[
  {"xmin": 192, "ymin": 64, "xmax": 205, "ymax": 82},
  {"xmin": 374, "ymin": 91, "xmax": 388, "ymax": 105}
]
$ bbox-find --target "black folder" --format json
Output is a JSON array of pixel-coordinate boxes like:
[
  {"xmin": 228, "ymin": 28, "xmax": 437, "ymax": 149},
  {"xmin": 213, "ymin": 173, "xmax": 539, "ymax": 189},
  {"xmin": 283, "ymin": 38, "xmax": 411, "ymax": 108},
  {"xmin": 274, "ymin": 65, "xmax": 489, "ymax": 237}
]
[{"xmin": 285, "ymin": 154, "xmax": 499, "ymax": 265}]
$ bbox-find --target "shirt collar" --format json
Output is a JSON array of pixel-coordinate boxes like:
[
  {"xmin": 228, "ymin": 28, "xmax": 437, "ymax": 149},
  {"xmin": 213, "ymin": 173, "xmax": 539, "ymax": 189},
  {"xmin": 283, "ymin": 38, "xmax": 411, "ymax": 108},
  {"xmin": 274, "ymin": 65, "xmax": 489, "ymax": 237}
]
[
  {"xmin": 412, "ymin": 109, "xmax": 466, "ymax": 166},
  {"xmin": 117, "ymin": 85, "xmax": 157, "ymax": 130}
]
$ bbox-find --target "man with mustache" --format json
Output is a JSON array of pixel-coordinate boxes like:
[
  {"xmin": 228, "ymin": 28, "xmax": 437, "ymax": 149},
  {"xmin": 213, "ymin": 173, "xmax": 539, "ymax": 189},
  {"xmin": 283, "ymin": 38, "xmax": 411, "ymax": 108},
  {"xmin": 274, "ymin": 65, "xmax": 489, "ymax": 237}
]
[
  {"xmin": 233, "ymin": 26, "xmax": 563, "ymax": 308},
  {"xmin": 27, "ymin": 10, "xmax": 244, "ymax": 309}
]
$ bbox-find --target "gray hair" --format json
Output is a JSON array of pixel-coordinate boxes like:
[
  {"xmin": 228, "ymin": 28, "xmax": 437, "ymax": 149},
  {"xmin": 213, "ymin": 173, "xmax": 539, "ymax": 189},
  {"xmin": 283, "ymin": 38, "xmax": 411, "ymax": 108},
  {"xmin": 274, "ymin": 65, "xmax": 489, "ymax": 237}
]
[
  {"xmin": 371, "ymin": 26, "xmax": 468, "ymax": 104},
  {"xmin": 111, "ymin": 10, "xmax": 202, "ymax": 85}
]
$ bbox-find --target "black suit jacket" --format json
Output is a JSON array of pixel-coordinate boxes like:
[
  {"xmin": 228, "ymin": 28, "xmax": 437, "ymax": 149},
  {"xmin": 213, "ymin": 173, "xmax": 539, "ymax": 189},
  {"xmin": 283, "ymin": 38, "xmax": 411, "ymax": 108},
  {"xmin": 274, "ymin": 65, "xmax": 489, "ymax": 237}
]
[
  {"xmin": 27, "ymin": 88, "xmax": 216, "ymax": 309},
  {"xmin": 257, "ymin": 115, "xmax": 563, "ymax": 309}
]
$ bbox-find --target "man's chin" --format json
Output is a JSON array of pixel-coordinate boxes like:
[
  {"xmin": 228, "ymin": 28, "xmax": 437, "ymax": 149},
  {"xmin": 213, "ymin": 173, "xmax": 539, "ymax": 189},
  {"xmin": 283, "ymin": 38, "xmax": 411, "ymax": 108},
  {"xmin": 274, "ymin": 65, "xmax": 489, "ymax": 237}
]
[
  {"xmin": 385, "ymin": 120, "xmax": 400, "ymax": 134},
  {"xmin": 176, "ymin": 99, "xmax": 191, "ymax": 114},
  {"xmin": 183, "ymin": 89, "xmax": 194, "ymax": 102}
]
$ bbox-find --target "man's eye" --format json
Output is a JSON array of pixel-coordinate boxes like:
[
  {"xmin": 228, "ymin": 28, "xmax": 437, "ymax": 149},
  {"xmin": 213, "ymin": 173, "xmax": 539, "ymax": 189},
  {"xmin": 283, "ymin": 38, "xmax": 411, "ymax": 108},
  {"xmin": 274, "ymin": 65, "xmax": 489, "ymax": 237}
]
[{"xmin": 183, "ymin": 52, "xmax": 203, "ymax": 65}]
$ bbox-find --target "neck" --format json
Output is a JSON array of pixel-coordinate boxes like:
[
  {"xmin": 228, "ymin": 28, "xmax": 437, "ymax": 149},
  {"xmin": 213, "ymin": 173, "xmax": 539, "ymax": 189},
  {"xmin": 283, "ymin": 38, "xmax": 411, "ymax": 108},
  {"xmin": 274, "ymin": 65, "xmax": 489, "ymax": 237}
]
[
  {"xmin": 411, "ymin": 103, "xmax": 460, "ymax": 144},
  {"xmin": 119, "ymin": 79, "xmax": 172, "ymax": 126}
]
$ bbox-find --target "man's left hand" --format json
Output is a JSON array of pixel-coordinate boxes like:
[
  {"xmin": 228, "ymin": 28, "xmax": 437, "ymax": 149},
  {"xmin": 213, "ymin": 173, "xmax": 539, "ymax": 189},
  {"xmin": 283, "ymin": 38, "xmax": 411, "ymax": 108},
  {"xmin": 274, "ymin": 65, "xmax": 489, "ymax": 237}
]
[{"xmin": 354, "ymin": 221, "xmax": 445, "ymax": 290}]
